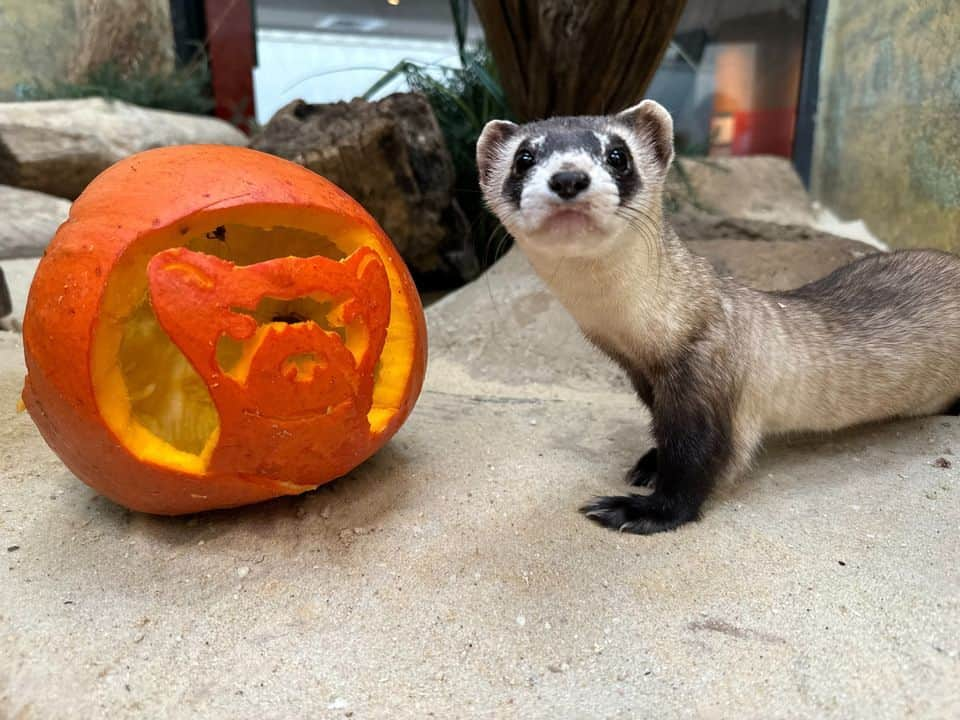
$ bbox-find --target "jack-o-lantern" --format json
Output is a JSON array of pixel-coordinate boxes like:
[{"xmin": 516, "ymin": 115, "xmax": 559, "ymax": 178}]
[{"xmin": 21, "ymin": 145, "xmax": 427, "ymax": 514}]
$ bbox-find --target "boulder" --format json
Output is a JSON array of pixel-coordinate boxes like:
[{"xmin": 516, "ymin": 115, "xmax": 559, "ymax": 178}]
[
  {"xmin": 0, "ymin": 257, "xmax": 40, "ymax": 331},
  {"xmin": 251, "ymin": 93, "xmax": 470, "ymax": 285},
  {"xmin": 667, "ymin": 155, "xmax": 817, "ymax": 228},
  {"xmin": 0, "ymin": 266, "xmax": 10, "ymax": 319},
  {"xmin": 663, "ymin": 154, "xmax": 887, "ymax": 267},
  {"xmin": 687, "ymin": 234, "xmax": 875, "ymax": 292},
  {"xmin": 0, "ymin": 185, "xmax": 70, "ymax": 259},
  {"xmin": 0, "ymin": 97, "xmax": 247, "ymax": 199},
  {"xmin": 672, "ymin": 214, "xmax": 878, "ymax": 291}
]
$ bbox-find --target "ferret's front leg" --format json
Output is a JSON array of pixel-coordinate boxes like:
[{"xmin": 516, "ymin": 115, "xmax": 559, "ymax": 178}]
[
  {"xmin": 581, "ymin": 427, "xmax": 725, "ymax": 534},
  {"xmin": 581, "ymin": 364, "xmax": 751, "ymax": 534},
  {"xmin": 625, "ymin": 447, "xmax": 658, "ymax": 487}
]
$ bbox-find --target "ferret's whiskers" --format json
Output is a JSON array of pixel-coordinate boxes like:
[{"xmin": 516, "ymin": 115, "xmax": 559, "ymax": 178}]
[{"xmin": 615, "ymin": 206, "xmax": 664, "ymax": 287}]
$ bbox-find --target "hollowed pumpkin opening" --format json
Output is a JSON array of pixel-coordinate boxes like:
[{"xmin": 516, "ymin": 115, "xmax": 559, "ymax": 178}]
[{"xmin": 92, "ymin": 209, "xmax": 419, "ymax": 476}]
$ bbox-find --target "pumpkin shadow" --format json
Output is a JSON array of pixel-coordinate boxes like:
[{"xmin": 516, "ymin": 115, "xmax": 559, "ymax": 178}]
[
  {"xmin": 12, "ymin": 442, "xmax": 422, "ymax": 604},
  {"xmin": 72, "ymin": 441, "xmax": 422, "ymax": 557}
]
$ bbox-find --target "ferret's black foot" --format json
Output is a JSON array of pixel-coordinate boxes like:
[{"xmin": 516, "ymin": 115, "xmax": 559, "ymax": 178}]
[
  {"xmin": 626, "ymin": 448, "xmax": 658, "ymax": 487},
  {"xmin": 580, "ymin": 494, "xmax": 699, "ymax": 535},
  {"xmin": 947, "ymin": 398, "xmax": 960, "ymax": 416}
]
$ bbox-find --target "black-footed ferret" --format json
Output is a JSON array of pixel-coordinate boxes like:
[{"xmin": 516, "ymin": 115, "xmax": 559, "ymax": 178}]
[{"xmin": 476, "ymin": 100, "xmax": 960, "ymax": 535}]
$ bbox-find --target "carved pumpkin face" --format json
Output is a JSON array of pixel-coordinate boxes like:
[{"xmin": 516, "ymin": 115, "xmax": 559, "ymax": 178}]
[{"xmin": 22, "ymin": 146, "xmax": 427, "ymax": 514}]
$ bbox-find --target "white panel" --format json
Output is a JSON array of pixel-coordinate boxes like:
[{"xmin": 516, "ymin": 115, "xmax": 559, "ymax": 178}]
[{"xmin": 253, "ymin": 29, "xmax": 461, "ymax": 124}]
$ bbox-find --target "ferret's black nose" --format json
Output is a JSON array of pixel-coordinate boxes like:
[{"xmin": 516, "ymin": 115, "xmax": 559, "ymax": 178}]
[{"xmin": 548, "ymin": 171, "xmax": 591, "ymax": 199}]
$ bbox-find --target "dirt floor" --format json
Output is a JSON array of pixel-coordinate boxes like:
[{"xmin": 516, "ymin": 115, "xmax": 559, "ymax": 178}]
[{"xmin": 1, "ymin": 249, "xmax": 958, "ymax": 719}]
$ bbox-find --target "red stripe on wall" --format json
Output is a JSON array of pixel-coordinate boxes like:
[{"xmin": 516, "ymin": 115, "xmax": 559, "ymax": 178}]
[
  {"xmin": 730, "ymin": 108, "xmax": 797, "ymax": 158},
  {"xmin": 204, "ymin": 0, "xmax": 256, "ymax": 133}
]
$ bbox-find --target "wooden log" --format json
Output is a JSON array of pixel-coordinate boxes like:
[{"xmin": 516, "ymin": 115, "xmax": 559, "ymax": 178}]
[{"xmin": 252, "ymin": 93, "xmax": 471, "ymax": 285}]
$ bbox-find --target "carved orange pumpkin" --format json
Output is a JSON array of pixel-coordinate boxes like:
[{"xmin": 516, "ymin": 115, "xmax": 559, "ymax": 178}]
[{"xmin": 21, "ymin": 145, "xmax": 427, "ymax": 514}]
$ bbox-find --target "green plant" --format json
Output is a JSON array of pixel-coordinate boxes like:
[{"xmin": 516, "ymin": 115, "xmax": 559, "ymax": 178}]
[
  {"xmin": 363, "ymin": 0, "xmax": 515, "ymax": 273},
  {"xmin": 15, "ymin": 57, "xmax": 214, "ymax": 116}
]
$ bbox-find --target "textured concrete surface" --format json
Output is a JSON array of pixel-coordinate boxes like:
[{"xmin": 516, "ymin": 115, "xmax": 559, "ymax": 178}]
[
  {"xmin": 813, "ymin": 0, "xmax": 960, "ymax": 252},
  {"xmin": 2, "ymin": 248, "xmax": 959, "ymax": 719}
]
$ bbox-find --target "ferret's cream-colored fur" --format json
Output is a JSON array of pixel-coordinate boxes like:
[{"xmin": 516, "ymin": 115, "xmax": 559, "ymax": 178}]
[{"xmin": 479, "ymin": 102, "xmax": 960, "ymax": 486}]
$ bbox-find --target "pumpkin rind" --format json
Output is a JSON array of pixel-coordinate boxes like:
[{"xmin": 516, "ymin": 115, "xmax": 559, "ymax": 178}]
[{"xmin": 22, "ymin": 145, "xmax": 427, "ymax": 514}]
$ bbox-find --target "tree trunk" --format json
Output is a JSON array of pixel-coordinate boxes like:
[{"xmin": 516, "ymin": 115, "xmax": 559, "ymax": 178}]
[{"xmin": 473, "ymin": 0, "xmax": 688, "ymax": 121}]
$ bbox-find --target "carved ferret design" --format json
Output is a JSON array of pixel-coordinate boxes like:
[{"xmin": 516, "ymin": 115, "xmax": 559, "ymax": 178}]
[{"xmin": 147, "ymin": 246, "xmax": 391, "ymax": 480}]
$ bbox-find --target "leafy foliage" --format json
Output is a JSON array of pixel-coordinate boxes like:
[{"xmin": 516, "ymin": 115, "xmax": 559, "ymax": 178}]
[{"xmin": 15, "ymin": 57, "xmax": 214, "ymax": 116}]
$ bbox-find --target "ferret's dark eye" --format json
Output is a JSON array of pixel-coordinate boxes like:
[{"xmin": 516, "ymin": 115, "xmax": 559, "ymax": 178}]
[
  {"xmin": 607, "ymin": 148, "xmax": 630, "ymax": 173},
  {"xmin": 514, "ymin": 150, "xmax": 535, "ymax": 174}
]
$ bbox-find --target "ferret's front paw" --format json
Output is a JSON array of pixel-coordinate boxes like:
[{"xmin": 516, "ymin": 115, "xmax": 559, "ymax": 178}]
[
  {"xmin": 625, "ymin": 448, "xmax": 658, "ymax": 487},
  {"xmin": 580, "ymin": 494, "xmax": 698, "ymax": 534}
]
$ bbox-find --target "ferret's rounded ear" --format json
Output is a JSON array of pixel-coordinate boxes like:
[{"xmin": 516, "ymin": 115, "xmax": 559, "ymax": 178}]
[
  {"xmin": 476, "ymin": 119, "xmax": 518, "ymax": 186},
  {"xmin": 616, "ymin": 100, "xmax": 675, "ymax": 171}
]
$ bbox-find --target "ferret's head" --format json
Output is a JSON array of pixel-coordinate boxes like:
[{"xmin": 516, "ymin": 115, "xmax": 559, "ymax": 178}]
[{"xmin": 477, "ymin": 100, "xmax": 674, "ymax": 258}]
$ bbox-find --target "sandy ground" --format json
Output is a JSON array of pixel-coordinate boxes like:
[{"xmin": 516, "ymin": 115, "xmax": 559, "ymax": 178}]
[{"xmin": 1, "ymin": 249, "xmax": 957, "ymax": 719}]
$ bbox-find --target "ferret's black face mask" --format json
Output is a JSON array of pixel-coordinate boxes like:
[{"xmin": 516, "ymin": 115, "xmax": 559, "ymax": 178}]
[{"xmin": 476, "ymin": 100, "xmax": 675, "ymax": 255}]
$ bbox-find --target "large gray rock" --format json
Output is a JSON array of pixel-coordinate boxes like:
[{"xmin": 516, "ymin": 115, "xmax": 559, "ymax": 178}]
[
  {"xmin": 668, "ymin": 155, "xmax": 817, "ymax": 227},
  {"xmin": 0, "ymin": 185, "xmax": 69, "ymax": 259},
  {"xmin": 672, "ymin": 213, "xmax": 878, "ymax": 291},
  {"xmin": 0, "ymin": 256, "xmax": 39, "ymax": 331},
  {"xmin": 663, "ymin": 153, "xmax": 889, "ymax": 254},
  {"xmin": 251, "ymin": 93, "xmax": 470, "ymax": 284},
  {"xmin": 0, "ymin": 97, "xmax": 247, "ymax": 199},
  {"xmin": 688, "ymin": 234, "xmax": 875, "ymax": 291},
  {"xmin": 0, "ymin": 266, "xmax": 10, "ymax": 322}
]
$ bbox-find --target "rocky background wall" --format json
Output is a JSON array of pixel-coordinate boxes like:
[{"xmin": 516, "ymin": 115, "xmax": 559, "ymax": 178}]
[
  {"xmin": 812, "ymin": 0, "xmax": 960, "ymax": 253},
  {"xmin": 0, "ymin": 0, "xmax": 77, "ymax": 94},
  {"xmin": 0, "ymin": 0, "xmax": 176, "ymax": 97}
]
